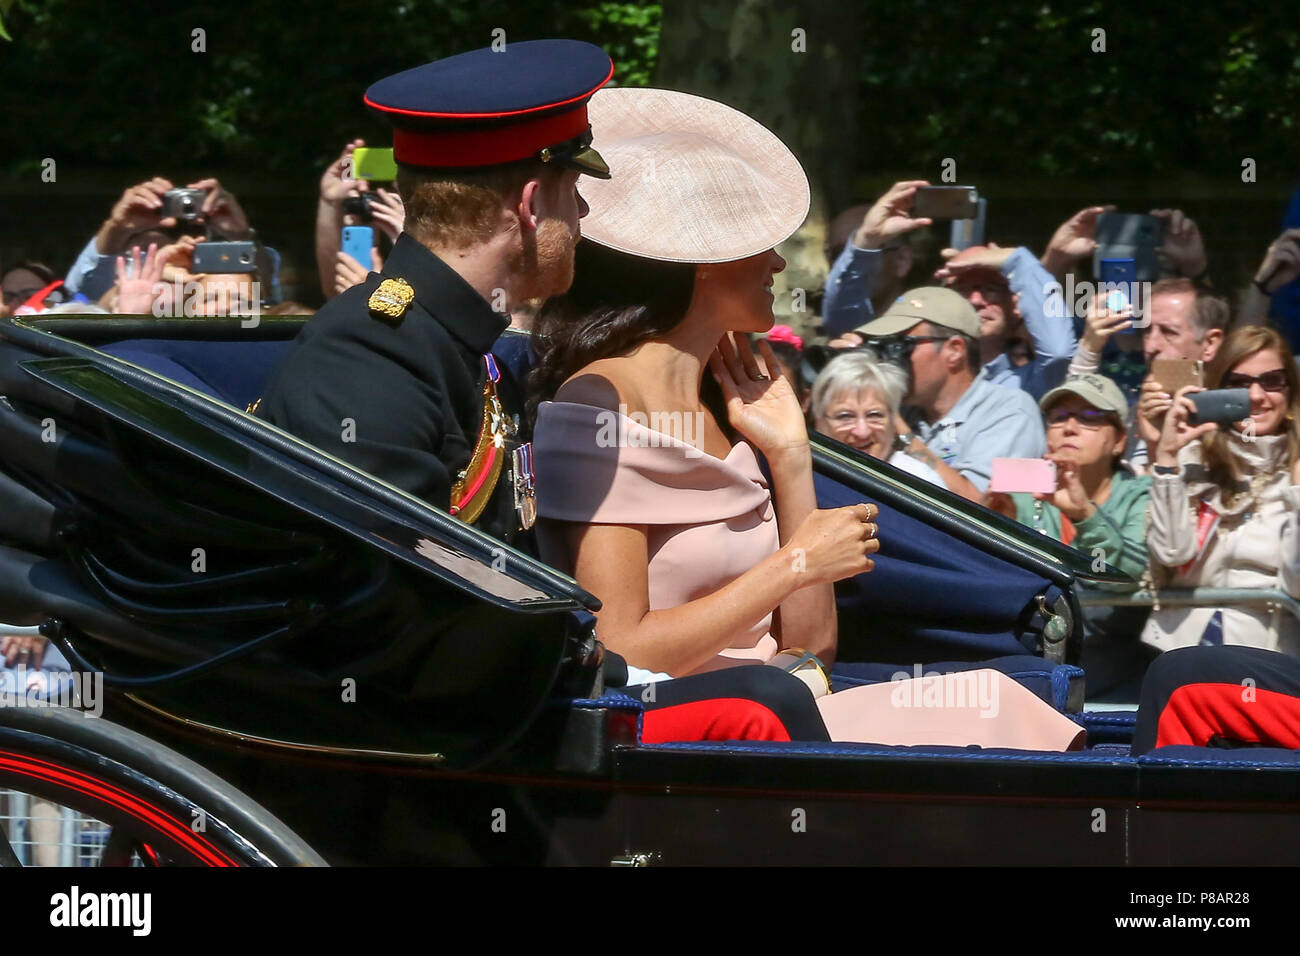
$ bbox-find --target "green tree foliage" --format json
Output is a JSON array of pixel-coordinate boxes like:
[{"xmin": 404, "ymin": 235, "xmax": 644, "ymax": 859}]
[
  {"xmin": 0, "ymin": 0, "xmax": 661, "ymax": 177},
  {"xmin": 855, "ymin": 1, "xmax": 1299, "ymax": 184}
]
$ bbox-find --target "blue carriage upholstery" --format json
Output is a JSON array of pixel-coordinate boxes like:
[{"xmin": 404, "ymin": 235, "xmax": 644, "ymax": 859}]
[
  {"xmin": 831, "ymin": 655, "xmax": 1085, "ymax": 715},
  {"xmin": 813, "ymin": 471, "xmax": 1070, "ymax": 664},
  {"xmin": 100, "ymin": 338, "xmax": 294, "ymax": 409}
]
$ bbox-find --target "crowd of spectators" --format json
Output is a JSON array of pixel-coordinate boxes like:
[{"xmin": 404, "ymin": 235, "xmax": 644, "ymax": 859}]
[
  {"xmin": 754, "ymin": 177, "xmax": 1300, "ymax": 695},
  {"xmin": 4, "ymin": 152, "xmax": 1300, "ymax": 705}
]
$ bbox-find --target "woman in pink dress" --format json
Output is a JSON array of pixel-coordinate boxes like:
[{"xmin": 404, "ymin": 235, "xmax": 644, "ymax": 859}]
[{"xmin": 528, "ymin": 87, "xmax": 1083, "ymax": 751}]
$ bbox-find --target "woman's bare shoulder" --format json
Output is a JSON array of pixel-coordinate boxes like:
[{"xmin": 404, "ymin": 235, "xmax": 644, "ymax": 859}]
[{"xmin": 554, "ymin": 360, "xmax": 637, "ymax": 412}]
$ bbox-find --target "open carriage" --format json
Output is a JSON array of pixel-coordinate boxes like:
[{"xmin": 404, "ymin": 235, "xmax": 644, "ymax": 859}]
[{"xmin": 2, "ymin": 315, "xmax": 1300, "ymax": 866}]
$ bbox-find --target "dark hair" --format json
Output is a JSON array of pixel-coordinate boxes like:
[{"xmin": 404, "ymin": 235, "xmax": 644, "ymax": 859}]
[
  {"xmin": 527, "ymin": 240, "xmax": 696, "ymax": 422},
  {"xmin": 2, "ymin": 260, "xmax": 59, "ymax": 287}
]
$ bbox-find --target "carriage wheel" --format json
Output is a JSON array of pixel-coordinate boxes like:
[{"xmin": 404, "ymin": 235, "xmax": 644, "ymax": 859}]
[{"xmin": 0, "ymin": 705, "xmax": 325, "ymax": 867}]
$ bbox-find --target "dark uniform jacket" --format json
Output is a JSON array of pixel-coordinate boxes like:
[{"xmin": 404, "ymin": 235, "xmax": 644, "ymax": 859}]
[{"xmin": 256, "ymin": 233, "xmax": 525, "ymax": 543}]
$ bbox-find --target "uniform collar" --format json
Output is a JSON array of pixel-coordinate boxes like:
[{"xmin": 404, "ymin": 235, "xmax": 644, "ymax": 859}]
[{"xmin": 383, "ymin": 233, "xmax": 509, "ymax": 352}]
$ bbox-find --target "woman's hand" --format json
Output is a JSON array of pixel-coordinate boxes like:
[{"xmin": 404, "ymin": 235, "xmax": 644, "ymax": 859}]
[
  {"xmin": 982, "ymin": 491, "xmax": 1017, "ymax": 519},
  {"xmin": 709, "ymin": 333, "xmax": 809, "ymax": 461},
  {"xmin": 1, "ymin": 634, "xmax": 47, "ymax": 669},
  {"xmin": 1043, "ymin": 452, "xmax": 1093, "ymax": 521},
  {"xmin": 113, "ymin": 242, "xmax": 173, "ymax": 315},
  {"xmin": 1137, "ymin": 376, "xmax": 1173, "ymax": 446},
  {"xmin": 1080, "ymin": 296, "xmax": 1134, "ymax": 353},
  {"xmin": 784, "ymin": 503, "xmax": 881, "ymax": 585},
  {"xmin": 1154, "ymin": 384, "xmax": 1217, "ymax": 468}
]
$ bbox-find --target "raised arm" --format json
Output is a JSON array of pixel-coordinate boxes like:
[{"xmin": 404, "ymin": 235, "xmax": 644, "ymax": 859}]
[
  {"xmin": 822, "ymin": 180, "xmax": 932, "ymax": 338},
  {"xmin": 1147, "ymin": 387, "xmax": 1217, "ymax": 568},
  {"xmin": 316, "ymin": 139, "xmax": 367, "ymax": 300}
]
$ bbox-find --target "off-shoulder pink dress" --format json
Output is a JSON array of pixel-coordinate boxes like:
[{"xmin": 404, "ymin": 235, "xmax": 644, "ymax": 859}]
[{"xmin": 533, "ymin": 401, "xmax": 1084, "ymax": 751}]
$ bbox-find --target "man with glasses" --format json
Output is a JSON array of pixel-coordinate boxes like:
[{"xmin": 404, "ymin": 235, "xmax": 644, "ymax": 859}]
[
  {"xmin": 1071, "ymin": 278, "xmax": 1231, "ymax": 473},
  {"xmin": 854, "ymin": 287, "xmax": 1045, "ymax": 501}
]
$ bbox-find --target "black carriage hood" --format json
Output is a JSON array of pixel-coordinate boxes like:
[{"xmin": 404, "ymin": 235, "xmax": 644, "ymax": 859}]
[{"xmin": 0, "ymin": 317, "xmax": 599, "ymax": 770}]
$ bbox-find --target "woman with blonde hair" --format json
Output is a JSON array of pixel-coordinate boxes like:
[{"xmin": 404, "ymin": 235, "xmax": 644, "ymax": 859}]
[
  {"xmin": 1145, "ymin": 324, "xmax": 1300, "ymax": 655},
  {"xmin": 810, "ymin": 349, "xmax": 942, "ymax": 486}
]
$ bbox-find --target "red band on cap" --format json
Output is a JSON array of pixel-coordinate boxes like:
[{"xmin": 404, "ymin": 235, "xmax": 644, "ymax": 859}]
[{"xmin": 392, "ymin": 106, "xmax": 588, "ymax": 168}]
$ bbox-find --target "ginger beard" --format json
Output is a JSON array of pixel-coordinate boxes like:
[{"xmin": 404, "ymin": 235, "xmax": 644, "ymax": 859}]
[{"xmin": 517, "ymin": 215, "xmax": 578, "ymax": 300}]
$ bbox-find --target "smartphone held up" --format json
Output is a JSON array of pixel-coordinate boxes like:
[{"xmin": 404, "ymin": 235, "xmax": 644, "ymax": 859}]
[{"xmin": 989, "ymin": 458, "xmax": 1058, "ymax": 495}]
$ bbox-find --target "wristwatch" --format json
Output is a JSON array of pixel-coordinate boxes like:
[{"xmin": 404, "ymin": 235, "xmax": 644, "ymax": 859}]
[{"xmin": 1152, "ymin": 464, "xmax": 1178, "ymax": 476}]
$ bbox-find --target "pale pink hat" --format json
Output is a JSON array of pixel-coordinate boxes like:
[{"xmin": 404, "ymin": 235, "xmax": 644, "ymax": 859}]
[{"xmin": 579, "ymin": 87, "xmax": 811, "ymax": 264}]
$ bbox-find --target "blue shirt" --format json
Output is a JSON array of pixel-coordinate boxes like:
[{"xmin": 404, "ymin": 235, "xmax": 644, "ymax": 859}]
[
  {"xmin": 822, "ymin": 243, "xmax": 1075, "ymax": 399},
  {"xmin": 915, "ymin": 374, "xmax": 1046, "ymax": 493}
]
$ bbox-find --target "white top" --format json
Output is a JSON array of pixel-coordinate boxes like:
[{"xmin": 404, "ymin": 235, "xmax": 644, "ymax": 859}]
[{"xmin": 889, "ymin": 449, "xmax": 944, "ymax": 487}]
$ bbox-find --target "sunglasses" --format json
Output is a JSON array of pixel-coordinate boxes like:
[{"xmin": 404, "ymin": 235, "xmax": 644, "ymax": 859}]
[
  {"xmin": 1045, "ymin": 406, "xmax": 1119, "ymax": 429},
  {"xmin": 1221, "ymin": 369, "xmax": 1289, "ymax": 393},
  {"xmin": 863, "ymin": 335, "xmax": 947, "ymax": 367}
]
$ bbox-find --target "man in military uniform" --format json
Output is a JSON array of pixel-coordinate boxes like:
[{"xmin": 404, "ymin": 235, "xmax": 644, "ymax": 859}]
[
  {"xmin": 256, "ymin": 43, "xmax": 836, "ymax": 750},
  {"xmin": 256, "ymin": 39, "xmax": 614, "ymax": 545}
]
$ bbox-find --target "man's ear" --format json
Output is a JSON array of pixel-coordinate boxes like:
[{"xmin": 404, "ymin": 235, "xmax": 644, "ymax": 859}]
[
  {"xmin": 1201, "ymin": 327, "xmax": 1223, "ymax": 362},
  {"xmin": 517, "ymin": 179, "xmax": 544, "ymax": 234},
  {"xmin": 944, "ymin": 336, "xmax": 965, "ymax": 371}
]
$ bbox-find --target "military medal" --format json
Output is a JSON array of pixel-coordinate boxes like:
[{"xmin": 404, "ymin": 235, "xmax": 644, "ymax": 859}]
[
  {"xmin": 367, "ymin": 277, "xmax": 415, "ymax": 325},
  {"xmin": 450, "ymin": 354, "xmax": 513, "ymax": 526},
  {"xmin": 512, "ymin": 442, "xmax": 537, "ymax": 530}
]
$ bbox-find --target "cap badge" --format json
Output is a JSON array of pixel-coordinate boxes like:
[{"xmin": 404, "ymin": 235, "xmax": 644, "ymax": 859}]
[{"xmin": 368, "ymin": 277, "xmax": 415, "ymax": 325}]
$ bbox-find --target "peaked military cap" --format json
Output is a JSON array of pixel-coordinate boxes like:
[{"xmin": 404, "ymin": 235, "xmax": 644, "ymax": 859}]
[{"xmin": 364, "ymin": 38, "xmax": 614, "ymax": 178}]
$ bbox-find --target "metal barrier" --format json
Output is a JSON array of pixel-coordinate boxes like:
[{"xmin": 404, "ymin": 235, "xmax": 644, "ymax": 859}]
[
  {"xmin": 0, "ymin": 791, "xmax": 114, "ymax": 866},
  {"xmin": 1077, "ymin": 588, "xmax": 1300, "ymax": 622},
  {"xmin": 1, "ymin": 622, "xmax": 118, "ymax": 866}
]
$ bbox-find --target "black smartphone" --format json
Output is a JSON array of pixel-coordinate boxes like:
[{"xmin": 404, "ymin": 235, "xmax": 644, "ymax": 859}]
[
  {"xmin": 1093, "ymin": 213, "xmax": 1162, "ymax": 282},
  {"xmin": 1188, "ymin": 388, "xmax": 1250, "ymax": 426},
  {"xmin": 911, "ymin": 186, "xmax": 978, "ymax": 220},
  {"xmin": 342, "ymin": 194, "xmax": 374, "ymax": 222},
  {"xmin": 192, "ymin": 241, "xmax": 258, "ymax": 274}
]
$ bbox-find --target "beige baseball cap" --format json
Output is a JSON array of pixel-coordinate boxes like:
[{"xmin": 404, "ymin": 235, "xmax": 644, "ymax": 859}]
[
  {"xmin": 854, "ymin": 286, "xmax": 980, "ymax": 338},
  {"xmin": 1039, "ymin": 372, "xmax": 1130, "ymax": 427}
]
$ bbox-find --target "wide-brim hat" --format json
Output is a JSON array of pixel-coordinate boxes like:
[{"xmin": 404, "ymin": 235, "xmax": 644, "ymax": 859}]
[{"xmin": 579, "ymin": 87, "xmax": 810, "ymax": 263}]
